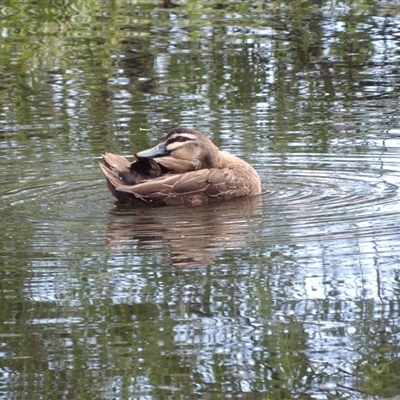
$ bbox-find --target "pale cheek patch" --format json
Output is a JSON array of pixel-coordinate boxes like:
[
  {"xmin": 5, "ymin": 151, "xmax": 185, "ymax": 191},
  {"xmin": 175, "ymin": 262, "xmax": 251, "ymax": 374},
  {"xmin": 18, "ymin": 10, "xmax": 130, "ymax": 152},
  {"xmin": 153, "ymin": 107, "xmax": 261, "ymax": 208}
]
[
  {"xmin": 166, "ymin": 142, "xmax": 184, "ymax": 151},
  {"xmin": 169, "ymin": 133, "xmax": 197, "ymax": 141}
]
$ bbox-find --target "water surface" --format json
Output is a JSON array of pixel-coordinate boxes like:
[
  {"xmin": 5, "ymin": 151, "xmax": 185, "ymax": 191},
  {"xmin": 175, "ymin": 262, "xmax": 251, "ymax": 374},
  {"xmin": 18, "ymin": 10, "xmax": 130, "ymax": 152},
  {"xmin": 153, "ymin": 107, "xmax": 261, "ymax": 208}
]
[{"xmin": 1, "ymin": 0, "xmax": 400, "ymax": 399}]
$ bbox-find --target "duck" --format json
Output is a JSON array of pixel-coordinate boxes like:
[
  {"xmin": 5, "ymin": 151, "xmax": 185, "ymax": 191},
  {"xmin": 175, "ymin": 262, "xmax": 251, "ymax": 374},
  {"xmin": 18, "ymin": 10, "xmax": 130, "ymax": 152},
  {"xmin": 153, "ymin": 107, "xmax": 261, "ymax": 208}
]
[{"xmin": 100, "ymin": 127, "xmax": 261, "ymax": 206}]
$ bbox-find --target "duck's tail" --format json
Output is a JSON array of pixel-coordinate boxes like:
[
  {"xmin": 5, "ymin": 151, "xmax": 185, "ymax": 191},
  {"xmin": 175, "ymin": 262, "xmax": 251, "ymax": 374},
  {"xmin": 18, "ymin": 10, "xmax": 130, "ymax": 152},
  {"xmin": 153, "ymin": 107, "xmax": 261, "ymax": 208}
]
[
  {"xmin": 100, "ymin": 153, "xmax": 130, "ymax": 186},
  {"xmin": 100, "ymin": 153, "xmax": 136, "ymax": 204}
]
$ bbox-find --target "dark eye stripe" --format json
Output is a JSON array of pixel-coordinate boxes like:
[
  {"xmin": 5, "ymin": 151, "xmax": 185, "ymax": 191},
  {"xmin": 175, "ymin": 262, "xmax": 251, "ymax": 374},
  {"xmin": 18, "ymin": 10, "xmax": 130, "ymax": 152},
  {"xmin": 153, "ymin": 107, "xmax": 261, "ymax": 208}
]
[
  {"xmin": 168, "ymin": 133, "xmax": 196, "ymax": 143},
  {"xmin": 173, "ymin": 136, "xmax": 190, "ymax": 143}
]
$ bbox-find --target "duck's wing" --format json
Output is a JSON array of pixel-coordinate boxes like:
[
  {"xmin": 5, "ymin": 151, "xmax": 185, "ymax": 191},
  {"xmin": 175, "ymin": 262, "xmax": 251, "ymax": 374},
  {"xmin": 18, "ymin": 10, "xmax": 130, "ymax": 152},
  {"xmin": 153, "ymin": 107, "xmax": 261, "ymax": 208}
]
[
  {"xmin": 101, "ymin": 153, "xmax": 163, "ymax": 186},
  {"xmin": 100, "ymin": 153, "xmax": 201, "ymax": 205},
  {"xmin": 100, "ymin": 153, "xmax": 197, "ymax": 187},
  {"xmin": 116, "ymin": 168, "xmax": 252, "ymax": 205},
  {"xmin": 100, "ymin": 153, "xmax": 163, "ymax": 204}
]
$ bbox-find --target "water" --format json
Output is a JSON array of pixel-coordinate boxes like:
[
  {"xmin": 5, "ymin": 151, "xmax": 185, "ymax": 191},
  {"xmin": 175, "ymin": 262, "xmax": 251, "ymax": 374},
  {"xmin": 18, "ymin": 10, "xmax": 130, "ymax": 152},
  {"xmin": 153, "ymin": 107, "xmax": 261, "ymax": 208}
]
[{"xmin": 1, "ymin": 1, "xmax": 400, "ymax": 399}]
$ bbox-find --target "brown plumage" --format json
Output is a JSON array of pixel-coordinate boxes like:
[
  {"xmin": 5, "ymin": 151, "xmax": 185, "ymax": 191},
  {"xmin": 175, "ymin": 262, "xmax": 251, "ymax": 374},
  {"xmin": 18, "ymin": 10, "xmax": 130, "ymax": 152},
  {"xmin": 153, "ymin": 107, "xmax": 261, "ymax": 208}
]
[{"xmin": 100, "ymin": 127, "xmax": 261, "ymax": 206}]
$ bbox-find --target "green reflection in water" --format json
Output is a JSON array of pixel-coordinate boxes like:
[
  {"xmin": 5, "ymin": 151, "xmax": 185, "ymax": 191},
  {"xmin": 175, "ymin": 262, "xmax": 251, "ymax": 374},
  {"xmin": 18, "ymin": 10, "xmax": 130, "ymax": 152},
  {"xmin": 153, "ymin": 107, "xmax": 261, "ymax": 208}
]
[{"xmin": 1, "ymin": 0, "xmax": 400, "ymax": 399}]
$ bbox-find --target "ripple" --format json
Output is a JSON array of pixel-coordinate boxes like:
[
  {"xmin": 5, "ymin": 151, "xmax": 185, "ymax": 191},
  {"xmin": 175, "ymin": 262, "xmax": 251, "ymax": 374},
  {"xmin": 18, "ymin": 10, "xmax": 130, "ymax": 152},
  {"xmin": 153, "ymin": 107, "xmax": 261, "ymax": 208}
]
[
  {"xmin": 255, "ymin": 152, "xmax": 400, "ymax": 243},
  {"xmin": 1, "ymin": 152, "xmax": 399, "ymax": 248},
  {"xmin": 0, "ymin": 166, "xmax": 108, "ymax": 223}
]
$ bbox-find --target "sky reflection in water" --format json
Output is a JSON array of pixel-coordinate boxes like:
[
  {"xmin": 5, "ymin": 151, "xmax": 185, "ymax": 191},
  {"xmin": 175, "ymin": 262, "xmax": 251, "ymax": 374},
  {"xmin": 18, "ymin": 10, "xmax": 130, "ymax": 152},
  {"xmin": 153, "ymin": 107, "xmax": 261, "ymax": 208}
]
[{"xmin": 0, "ymin": 0, "xmax": 400, "ymax": 399}]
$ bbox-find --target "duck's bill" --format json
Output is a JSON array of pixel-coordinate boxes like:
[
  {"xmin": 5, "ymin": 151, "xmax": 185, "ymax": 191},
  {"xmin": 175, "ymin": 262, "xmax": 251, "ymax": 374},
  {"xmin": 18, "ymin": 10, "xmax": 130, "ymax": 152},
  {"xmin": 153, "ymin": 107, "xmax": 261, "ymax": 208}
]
[{"xmin": 136, "ymin": 140, "xmax": 169, "ymax": 158}]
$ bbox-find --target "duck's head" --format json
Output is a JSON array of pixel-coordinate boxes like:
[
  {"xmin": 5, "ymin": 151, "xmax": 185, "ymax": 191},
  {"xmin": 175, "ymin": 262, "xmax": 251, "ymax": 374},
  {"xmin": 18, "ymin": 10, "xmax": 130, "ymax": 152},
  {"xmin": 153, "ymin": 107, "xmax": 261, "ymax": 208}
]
[{"xmin": 136, "ymin": 127, "xmax": 219, "ymax": 166}]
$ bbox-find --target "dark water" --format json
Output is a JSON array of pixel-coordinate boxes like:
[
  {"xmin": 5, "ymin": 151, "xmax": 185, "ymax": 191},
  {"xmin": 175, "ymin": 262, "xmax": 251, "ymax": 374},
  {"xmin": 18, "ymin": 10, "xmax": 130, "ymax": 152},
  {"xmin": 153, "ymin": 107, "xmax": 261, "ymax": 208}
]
[{"xmin": 1, "ymin": 1, "xmax": 400, "ymax": 399}]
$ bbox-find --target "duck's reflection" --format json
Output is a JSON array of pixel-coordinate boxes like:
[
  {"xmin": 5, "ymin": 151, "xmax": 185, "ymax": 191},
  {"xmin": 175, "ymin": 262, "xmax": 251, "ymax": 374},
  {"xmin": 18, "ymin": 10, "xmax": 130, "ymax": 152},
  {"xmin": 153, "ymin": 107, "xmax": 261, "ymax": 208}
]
[{"xmin": 106, "ymin": 196, "xmax": 262, "ymax": 267}]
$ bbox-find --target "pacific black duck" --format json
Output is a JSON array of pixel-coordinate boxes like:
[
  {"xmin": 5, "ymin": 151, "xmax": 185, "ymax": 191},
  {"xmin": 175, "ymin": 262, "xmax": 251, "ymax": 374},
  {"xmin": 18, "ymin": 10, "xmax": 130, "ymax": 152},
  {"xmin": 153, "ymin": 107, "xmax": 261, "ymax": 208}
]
[{"xmin": 100, "ymin": 127, "xmax": 261, "ymax": 206}]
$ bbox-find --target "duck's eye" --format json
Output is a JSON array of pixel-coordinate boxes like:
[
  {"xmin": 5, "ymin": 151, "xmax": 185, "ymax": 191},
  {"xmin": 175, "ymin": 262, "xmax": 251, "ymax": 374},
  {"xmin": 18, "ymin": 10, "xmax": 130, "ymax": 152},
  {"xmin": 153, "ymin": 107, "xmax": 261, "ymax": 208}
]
[{"xmin": 167, "ymin": 132, "xmax": 197, "ymax": 144}]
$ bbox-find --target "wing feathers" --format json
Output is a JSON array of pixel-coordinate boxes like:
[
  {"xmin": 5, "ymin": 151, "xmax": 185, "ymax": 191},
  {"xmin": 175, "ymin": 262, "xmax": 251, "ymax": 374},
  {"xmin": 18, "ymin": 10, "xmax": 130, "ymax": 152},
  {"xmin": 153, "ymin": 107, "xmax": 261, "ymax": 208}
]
[
  {"xmin": 101, "ymin": 151, "xmax": 261, "ymax": 206},
  {"xmin": 116, "ymin": 168, "xmax": 250, "ymax": 205}
]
